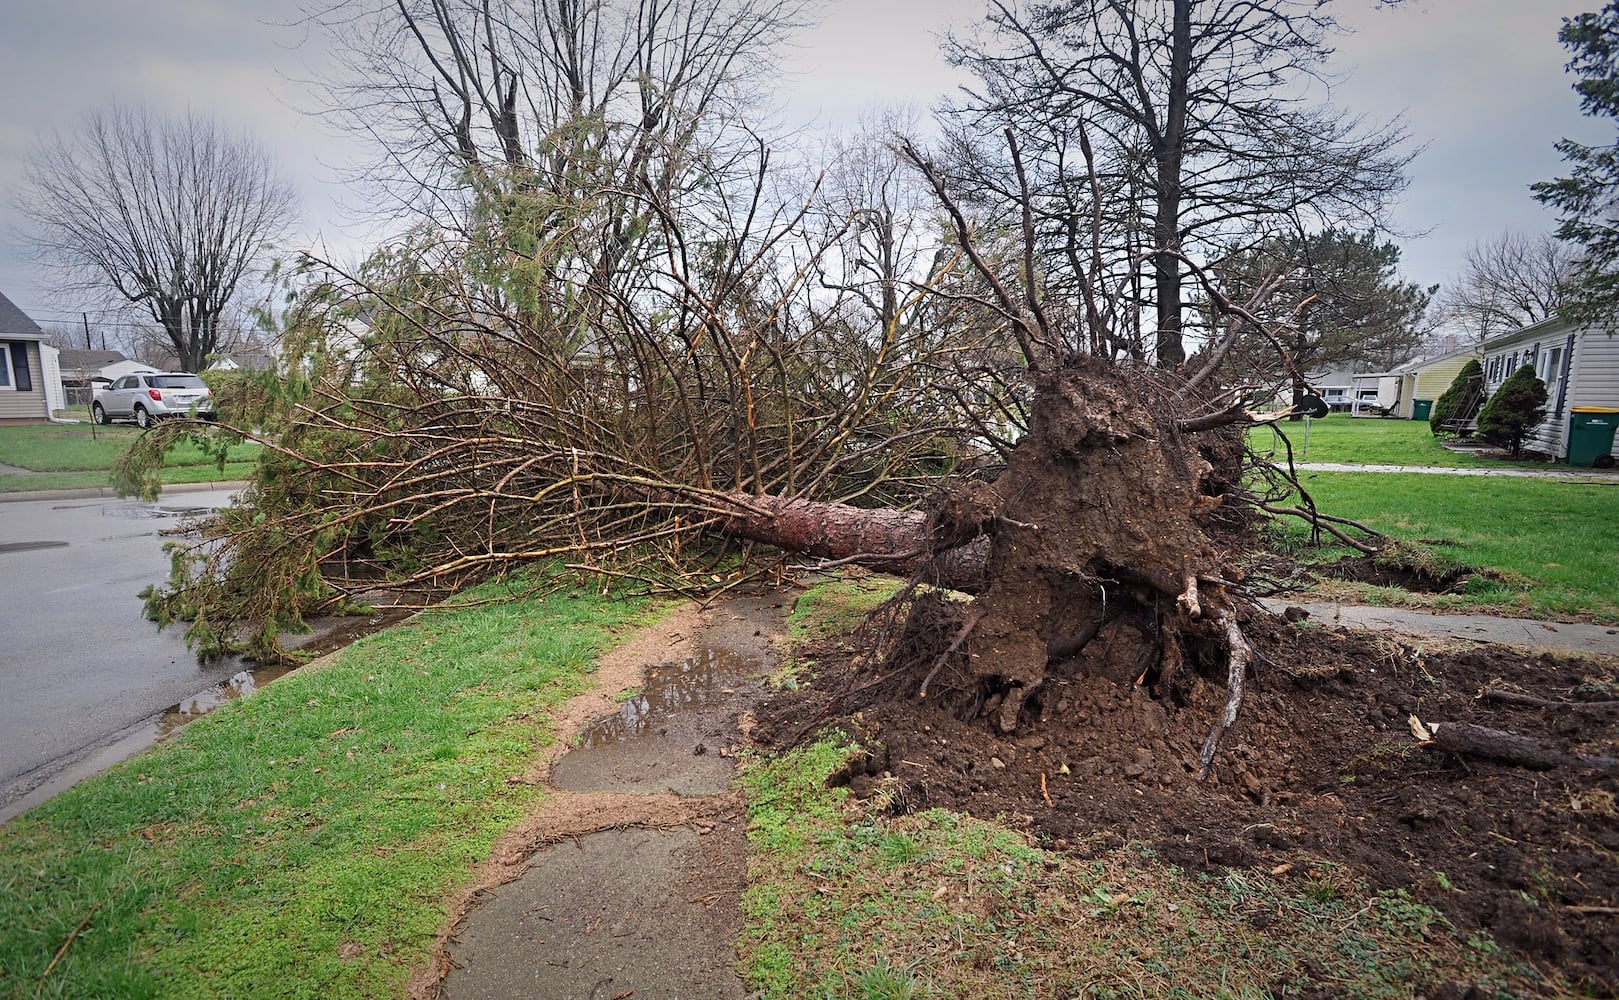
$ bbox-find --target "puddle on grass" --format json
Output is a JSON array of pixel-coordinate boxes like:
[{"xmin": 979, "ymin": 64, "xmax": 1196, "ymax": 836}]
[{"xmin": 579, "ymin": 646, "xmax": 758, "ymax": 748}]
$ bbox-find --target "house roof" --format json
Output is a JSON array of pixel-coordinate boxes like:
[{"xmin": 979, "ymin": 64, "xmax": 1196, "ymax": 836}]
[
  {"xmin": 0, "ymin": 290, "xmax": 46, "ymax": 340},
  {"xmin": 1385, "ymin": 343, "xmax": 1482, "ymax": 376},
  {"xmin": 1477, "ymin": 315, "xmax": 1572, "ymax": 353},
  {"xmin": 56, "ymin": 349, "xmax": 130, "ymax": 373}
]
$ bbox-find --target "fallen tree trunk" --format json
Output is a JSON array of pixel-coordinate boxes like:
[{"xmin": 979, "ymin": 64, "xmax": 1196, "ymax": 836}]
[{"xmin": 719, "ymin": 494, "xmax": 988, "ymax": 591}]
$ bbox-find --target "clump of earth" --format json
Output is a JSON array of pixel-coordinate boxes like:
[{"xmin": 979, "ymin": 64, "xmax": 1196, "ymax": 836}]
[{"xmin": 754, "ymin": 610, "xmax": 1619, "ymax": 991}]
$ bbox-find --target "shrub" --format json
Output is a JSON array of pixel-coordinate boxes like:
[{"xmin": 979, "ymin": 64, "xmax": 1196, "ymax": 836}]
[{"xmin": 1476, "ymin": 364, "xmax": 1548, "ymax": 458}]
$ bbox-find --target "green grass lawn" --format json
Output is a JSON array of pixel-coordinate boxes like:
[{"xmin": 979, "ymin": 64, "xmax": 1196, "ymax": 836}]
[
  {"xmin": 0, "ymin": 579, "xmax": 650, "ymax": 999},
  {"xmin": 1282, "ymin": 471, "xmax": 1619, "ymax": 622},
  {"xmin": 1249, "ymin": 413, "xmax": 1542, "ymax": 468},
  {"xmin": 0, "ymin": 421, "xmax": 258, "ymax": 493}
]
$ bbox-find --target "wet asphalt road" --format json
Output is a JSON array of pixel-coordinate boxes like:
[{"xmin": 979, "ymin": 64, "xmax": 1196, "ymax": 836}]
[{"xmin": 0, "ymin": 488, "xmax": 244, "ymax": 816}]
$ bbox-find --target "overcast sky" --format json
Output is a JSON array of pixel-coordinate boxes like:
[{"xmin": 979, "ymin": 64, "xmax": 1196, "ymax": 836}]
[{"xmin": 0, "ymin": 0, "xmax": 1606, "ymax": 339}]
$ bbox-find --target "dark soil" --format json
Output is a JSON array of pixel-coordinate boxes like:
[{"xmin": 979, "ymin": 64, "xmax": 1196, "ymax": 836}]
[
  {"xmin": 755, "ymin": 613, "xmax": 1619, "ymax": 993},
  {"xmin": 1324, "ymin": 554, "xmax": 1471, "ymax": 593}
]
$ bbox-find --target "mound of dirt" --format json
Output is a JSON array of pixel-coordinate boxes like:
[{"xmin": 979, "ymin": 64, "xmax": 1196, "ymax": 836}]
[{"xmin": 754, "ymin": 612, "xmax": 1619, "ymax": 992}]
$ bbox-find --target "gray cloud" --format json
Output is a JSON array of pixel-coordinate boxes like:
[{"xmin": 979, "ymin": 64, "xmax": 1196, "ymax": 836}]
[{"xmin": 0, "ymin": 0, "xmax": 1607, "ymax": 334}]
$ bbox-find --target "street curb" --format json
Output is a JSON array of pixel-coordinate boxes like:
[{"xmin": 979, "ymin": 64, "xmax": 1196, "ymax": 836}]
[{"xmin": 0, "ymin": 480, "xmax": 251, "ymax": 504}]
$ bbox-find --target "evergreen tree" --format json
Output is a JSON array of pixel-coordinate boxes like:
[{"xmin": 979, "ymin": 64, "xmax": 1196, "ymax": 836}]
[
  {"xmin": 1532, "ymin": 2, "xmax": 1619, "ymax": 325},
  {"xmin": 1476, "ymin": 365, "xmax": 1549, "ymax": 457},
  {"xmin": 1429, "ymin": 358, "xmax": 1484, "ymax": 436}
]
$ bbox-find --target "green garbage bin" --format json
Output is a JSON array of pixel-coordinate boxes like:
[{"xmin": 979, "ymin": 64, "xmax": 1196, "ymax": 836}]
[
  {"xmin": 1411, "ymin": 399, "xmax": 1433, "ymax": 421},
  {"xmin": 1568, "ymin": 407, "xmax": 1619, "ymax": 467}
]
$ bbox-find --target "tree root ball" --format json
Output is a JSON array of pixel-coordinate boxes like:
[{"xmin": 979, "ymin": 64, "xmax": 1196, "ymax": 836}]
[{"xmin": 891, "ymin": 358, "xmax": 1246, "ymax": 732}]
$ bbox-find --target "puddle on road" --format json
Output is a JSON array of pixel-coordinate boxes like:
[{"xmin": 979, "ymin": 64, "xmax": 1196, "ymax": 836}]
[
  {"xmin": 0, "ymin": 540, "xmax": 69, "ymax": 554},
  {"xmin": 579, "ymin": 646, "xmax": 758, "ymax": 747},
  {"xmin": 155, "ymin": 664, "xmax": 297, "ymax": 739},
  {"xmin": 100, "ymin": 503, "xmax": 212, "ymax": 520},
  {"xmin": 1, "ymin": 608, "xmax": 415, "ymax": 826}
]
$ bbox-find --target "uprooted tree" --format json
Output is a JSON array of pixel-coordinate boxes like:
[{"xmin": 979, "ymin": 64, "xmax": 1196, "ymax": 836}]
[{"xmin": 127, "ymin": 0, "xmax": 1410, "ymax": 778}]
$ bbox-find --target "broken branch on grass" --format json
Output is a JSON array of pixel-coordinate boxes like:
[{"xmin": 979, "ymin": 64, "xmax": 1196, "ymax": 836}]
[{"xmin": 37, "ymin": 897, "xmax": 109, "ymax": 988}]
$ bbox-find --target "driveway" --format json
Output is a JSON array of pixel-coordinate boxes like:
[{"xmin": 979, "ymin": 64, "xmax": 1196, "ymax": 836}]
[{"xmin": 0, "ymin": 487, "xmax": 249, "ymax": 821}]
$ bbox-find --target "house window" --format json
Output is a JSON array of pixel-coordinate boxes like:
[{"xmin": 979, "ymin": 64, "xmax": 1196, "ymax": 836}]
[
  {"xmin": 0, "ymin": 343, "xmax": 13, "ymax": 388},
  {"xmin": 1538, "ymin": 345, "xmax": 1565, "ymax": 401}
]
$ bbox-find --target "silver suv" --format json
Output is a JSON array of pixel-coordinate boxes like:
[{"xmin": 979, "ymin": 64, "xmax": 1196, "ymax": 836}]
[{"xmin": 93, "ymin": 372, "xmax": 217, "ymax": 428}]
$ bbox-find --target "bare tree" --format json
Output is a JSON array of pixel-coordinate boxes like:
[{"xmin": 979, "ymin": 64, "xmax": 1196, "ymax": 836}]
[
  {"xmin": 19, "ymin": 107, "xmax": 296, "ymax": 373},
  {"xmin": 124, "ymin": 2, "xmax": 1389, "ymax": 790},
  {"xmin": 943, "ymin": 0, "xmax": 1412, "ymax": 367},
  {"xmin": 305, "ymin": 0, "xmax": 813, "ymax": 222},
  {"xmin": 1439, "ymin": 231, "xmax": 1574, "ymax": 342}
]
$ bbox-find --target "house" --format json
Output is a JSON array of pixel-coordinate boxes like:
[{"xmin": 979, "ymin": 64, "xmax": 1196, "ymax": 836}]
[
  {"xmin": 57, "ymin": 348, "xmax": 138, "ymax": 405},
  {"xmin": 91, "ymin": 359, "xmax": 160, "ymax": 383},
  {"xmin": 0, "ymin": 290, "xmax": 53, "ymax": 423},
  {"xmin": 205, "ymin": 345, "xmax": 279, "ymax": 373},
  {"xmin": 1305, "ymin": 366, "xmax": 1356, "ymax": 399},
  {"xmin": 1350, "ymin": 345, "xmax": 1482, "ymax": 420},
  {"xmin": 1476, "ymin": 316, "xmax": 1619, "ymax": 460}
]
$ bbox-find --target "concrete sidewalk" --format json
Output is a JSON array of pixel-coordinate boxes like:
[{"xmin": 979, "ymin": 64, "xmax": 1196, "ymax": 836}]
[
  {"xmin": 1293, "ymin": 462, "xmax": 1619, "ymax": 483},
  {"xmin": 1263, "ymin": 599, "xmax": 1619, "ymax": 657}
]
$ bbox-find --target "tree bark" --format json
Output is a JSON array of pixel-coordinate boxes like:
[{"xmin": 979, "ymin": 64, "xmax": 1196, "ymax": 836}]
[
  {"xmin": 1426, "ymin": 721, "xmax": 1619, "ymax": 776},
  {"xmin": 719, "ymin": 493, "xmax": 987, "ymax": 590}
]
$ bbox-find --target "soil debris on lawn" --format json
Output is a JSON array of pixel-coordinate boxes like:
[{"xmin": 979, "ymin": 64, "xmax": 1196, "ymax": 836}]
[{"xmin": 755, "ymin": 606, "xmax": 1619, "ymax": 994}]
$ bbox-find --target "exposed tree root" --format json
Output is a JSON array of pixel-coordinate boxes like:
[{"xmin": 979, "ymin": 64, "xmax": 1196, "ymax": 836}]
[
  {"xmin": 1197, "ymin": 611, "xmax": 1250, "ymax": 781},
  {"xmin": 1423, "ymin": 721, "xmax": 1619, "ymax": 776},
  {"xmin": 1477, "ymin": 686, "xmax": 1619, "ymax": 712}
]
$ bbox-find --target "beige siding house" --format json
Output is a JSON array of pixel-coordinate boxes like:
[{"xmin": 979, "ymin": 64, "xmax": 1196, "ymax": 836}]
[
  {"xmin": 0, "ymin": 291, "xmax": 51, "ymax": 423},
  {"xmin": 1392, "ymin": 347, "xmax": 1481, "ymax": 418},
  {"xmin": 1479, "ymin": 317, "xmax": 1619, "ymax": 459},
  {"xmin": 1349, "ymin": 346, "xmax": 1481, "ymax": 418}
]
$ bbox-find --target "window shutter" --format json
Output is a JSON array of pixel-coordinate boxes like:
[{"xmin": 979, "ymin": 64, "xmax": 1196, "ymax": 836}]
[{"xmin": 9, "ymin": 343, "xmax": 32, "ymax": 391}]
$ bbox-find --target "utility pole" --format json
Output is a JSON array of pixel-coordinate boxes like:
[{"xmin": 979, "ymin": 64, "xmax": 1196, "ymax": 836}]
[{"xmin": 82, "ymin": 312, "xmax": 91, "ymax": 350}]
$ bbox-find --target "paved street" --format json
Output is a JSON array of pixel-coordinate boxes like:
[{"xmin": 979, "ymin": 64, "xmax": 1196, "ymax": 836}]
[{"xmin": 0, "ymin": 488, "xmax": 244, "ymax": 820}]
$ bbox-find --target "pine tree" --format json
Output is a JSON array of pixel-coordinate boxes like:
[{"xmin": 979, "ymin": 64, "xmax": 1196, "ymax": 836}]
[
  {"xmin": 1532, "ymin": 2, "xmax": 1619, "ymax": 325},
  {"xmin": 1429, "ymin": 358, "xmax": 1483, "ymax": 436},
  {"xmin": 1476, "ymin": 365, "xmax": 1549, "ymax": 457}
]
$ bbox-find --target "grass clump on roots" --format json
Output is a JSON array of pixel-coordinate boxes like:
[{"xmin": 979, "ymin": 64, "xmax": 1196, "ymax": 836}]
[{"xmin": 0, "ymin": 576, "xmax": 645, "ymax": 999}]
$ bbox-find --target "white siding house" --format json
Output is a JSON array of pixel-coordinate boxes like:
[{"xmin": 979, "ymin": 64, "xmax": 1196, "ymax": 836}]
[{"xmin": 1478, "ymin": 317, "xmax": 1619, "ymax": 459}]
